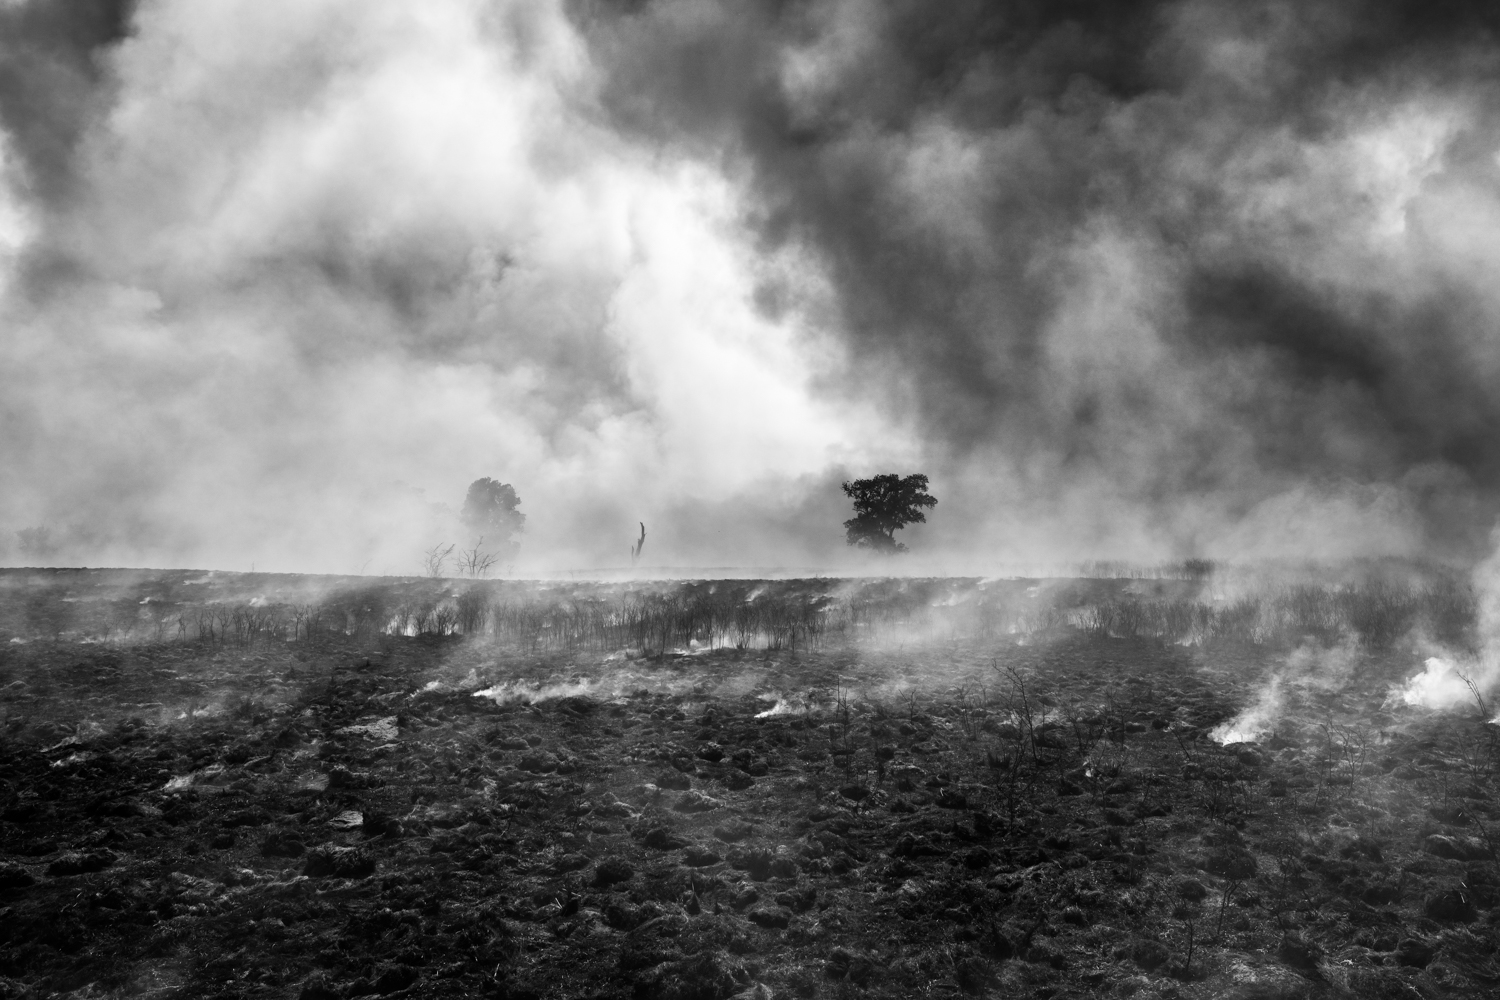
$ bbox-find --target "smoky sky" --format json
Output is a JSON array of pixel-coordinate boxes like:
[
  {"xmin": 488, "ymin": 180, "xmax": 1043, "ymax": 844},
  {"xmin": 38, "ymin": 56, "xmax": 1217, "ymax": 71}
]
[
  {"xmin": 4, "ymin": 0, "xmax": 1500, "ymax": 574},
  {"xmin": 571, "ymin": 0, "xmax": 1500, "ymax": 558}
]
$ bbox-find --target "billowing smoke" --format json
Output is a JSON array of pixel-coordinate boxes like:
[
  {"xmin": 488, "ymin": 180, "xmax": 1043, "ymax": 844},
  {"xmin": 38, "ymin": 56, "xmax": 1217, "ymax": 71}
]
[
  {"xmin": 1393, "ymin": 656, "xmax": 1480, "ymax": 712},
  {"xmin": 0, "ymin": 0, "xmax": 902, "ymax": 573},
  {"xmin": 1209, "ymin": 674, "xmax": 1283, "ymax": 745},
  {"xmin": 1395, "ymin": 531, "xmax": 1500, "ymax": 712},
  {"xmin": 5, "ymin": 1, "xmax": 1500, "ymax": 573},
  {"xmin": 573, "ymin": 0, "xmax": 1500, "ymax": 565}
]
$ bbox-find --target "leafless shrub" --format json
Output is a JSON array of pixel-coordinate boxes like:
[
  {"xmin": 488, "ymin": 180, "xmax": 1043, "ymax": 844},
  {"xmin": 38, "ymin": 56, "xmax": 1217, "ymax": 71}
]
[
  {"xmin": 412, "ymin": 601, "xmax": 437, "ymax": 635},
  {"xmin": 432, "ymin": 604, "xmax": 459, "ymax": 636},
  {"xmin": 422, "ymin": 543, "xmax": 455, "ymax": 579},
  {"xmin": 832, "ymin": 677, "xmax": 855, "ymax": 783},
  {"xmin": 1456, "ymin": 668, "xmax": 1489, "ymax": 720},
  {"xmin": 457, "ymin": 538, "xmax": 500, "ymax": 578},
  {"xmin": 456, "ymin": 589, "xmax": 490, "ymax": 634}
]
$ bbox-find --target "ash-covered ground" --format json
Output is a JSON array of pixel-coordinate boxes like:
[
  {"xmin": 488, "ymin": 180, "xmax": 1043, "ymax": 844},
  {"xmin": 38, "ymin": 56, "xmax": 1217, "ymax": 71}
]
[{"xmin": 0, "ymin": 568, "xmax": 1497, "ymax": 999}]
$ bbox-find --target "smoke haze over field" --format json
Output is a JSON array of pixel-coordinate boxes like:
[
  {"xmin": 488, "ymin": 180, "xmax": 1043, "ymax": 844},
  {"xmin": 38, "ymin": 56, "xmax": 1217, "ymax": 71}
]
[{"xmin": 5, "ymin": 0, "xmax": 1500, "ymax": 573}]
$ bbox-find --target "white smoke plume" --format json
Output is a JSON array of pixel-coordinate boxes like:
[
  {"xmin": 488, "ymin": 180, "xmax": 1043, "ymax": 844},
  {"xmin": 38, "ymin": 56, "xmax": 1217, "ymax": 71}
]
[
  {"xmin": 1393, "ymin": 656, "xmax": 1484, "ymax": 713},
  {"xmin": 1209, "ymin": 674, "xmax": 1283, "ymax": 745},
  {"xmin": 1394, "ymin": 528, "xmax": 1500, "ymax": 713},
  {"xmin": 0, "ymin": 0, "xmax": 905, "ymax": 575},
  {"xmin": 754, "ymin": 691, "xmax": 820, "ymax": 719},
  {"xmin": 474, "ymin": 678, "xmax": 599, "ymax": 706}
]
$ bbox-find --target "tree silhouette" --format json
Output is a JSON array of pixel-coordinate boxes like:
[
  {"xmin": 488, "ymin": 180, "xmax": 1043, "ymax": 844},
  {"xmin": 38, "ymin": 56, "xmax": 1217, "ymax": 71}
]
[
  {"xmin": 460, "ymin": 479, "xmax": 525, "ymax": 562},
  {"xmin": 841, "ymin": 474, "xmax": 937, "ymax": 553}
]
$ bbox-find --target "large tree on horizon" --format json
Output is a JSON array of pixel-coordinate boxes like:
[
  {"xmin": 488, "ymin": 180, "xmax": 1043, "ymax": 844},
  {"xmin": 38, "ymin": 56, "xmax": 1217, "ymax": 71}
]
[
  {"xmin": 460, "ymin": 478, "xmax": 525, "ymax": 562},
  {"xmin": 842, "ymin": 474, "xmax": 937, "ymax": 554}
]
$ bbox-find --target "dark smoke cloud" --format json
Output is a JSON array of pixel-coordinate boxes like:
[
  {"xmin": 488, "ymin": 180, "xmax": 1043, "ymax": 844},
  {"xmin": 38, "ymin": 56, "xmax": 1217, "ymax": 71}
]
[
  {"xmin": 0, "ymin": 0, "xmax": 134, "ymax": 207},
  {"xmin": 571, "ymin": 0, "xmax": 1500, "ymax": 561}
]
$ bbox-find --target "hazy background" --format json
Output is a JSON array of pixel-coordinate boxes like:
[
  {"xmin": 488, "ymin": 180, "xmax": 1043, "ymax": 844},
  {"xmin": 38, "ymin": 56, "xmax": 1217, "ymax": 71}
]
[{"xmin": 4, "ymin": 0, "xmax": 1500, "ymax": 576}]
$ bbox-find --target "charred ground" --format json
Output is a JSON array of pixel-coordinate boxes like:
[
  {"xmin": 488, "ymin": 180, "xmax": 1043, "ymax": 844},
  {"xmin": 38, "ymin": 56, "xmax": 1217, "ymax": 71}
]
[{"xmin": 0, "ymin": 566, "xmax": 1497, "ymax": 999}]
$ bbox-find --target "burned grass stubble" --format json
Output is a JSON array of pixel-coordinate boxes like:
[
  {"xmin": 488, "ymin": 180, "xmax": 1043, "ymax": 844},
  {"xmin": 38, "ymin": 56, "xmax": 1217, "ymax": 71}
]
[{"xmin": 0, "ymin": 571, "xmax": 1496, "ymax": 998}]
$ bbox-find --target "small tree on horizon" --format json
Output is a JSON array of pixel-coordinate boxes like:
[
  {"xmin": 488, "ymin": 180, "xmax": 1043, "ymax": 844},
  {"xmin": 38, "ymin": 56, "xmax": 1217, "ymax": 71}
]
[{"xmin": 842, "ymin": 473, "xmax": 937, "ymax": 554}]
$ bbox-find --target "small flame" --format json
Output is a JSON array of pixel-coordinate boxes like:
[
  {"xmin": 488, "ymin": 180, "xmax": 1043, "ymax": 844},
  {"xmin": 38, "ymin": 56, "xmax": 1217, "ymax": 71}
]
[
  {"xmin": 755, "ymin": 692, "xmax": 812, "ymax": 718},
  {"xmin": 474, "ymin": 678, "xmax": 596, "ymax": 705},
  {"xmin": 1209, "ymin": 675, "xmax": 1283, "ymax": 745}
]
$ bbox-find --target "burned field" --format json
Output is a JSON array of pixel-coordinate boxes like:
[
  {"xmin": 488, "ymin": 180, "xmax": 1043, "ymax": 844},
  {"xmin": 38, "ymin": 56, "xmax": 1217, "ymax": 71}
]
[{"xmin": 1, "ymin": 568, "xmax": 1498, "ymax": 999}]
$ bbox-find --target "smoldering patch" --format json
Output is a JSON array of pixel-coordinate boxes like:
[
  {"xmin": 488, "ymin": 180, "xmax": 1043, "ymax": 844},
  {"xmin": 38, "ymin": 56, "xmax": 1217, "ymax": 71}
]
[
  {"xmin": 1208, "ymin": 636, "xmax": 1385, "ymax": 745},
  {"xmin": 421, "ymin": 668, "xmax": 488, "ymax": 695},
  {"xmin": 1210, "ymin": 675, "xmax": 1284, "ymax": 745},
  {"xmin": 1388, "ymin": 655, "xmax": 1492, "ymax": 713},
  {"xmin": 754, "ymin": 691, "xmax": 818, "ymax": 718},
  {"xmin": 173, "ymin": 702, "xmax": 227, "ymax": 721},
  {"xmin": 467, "ymin": 662, "xmax": 763, "ymax": 708},
  {"xmin": 474, "ymin": 678, "xmax": 602, "ymax": 706}
]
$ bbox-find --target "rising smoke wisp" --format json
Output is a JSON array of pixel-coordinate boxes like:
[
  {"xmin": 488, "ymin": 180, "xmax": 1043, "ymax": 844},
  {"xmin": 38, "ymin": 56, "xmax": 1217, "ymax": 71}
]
[{"xmin": 4, "ymin": 1, "xmax": 1500, "ymax": 573}]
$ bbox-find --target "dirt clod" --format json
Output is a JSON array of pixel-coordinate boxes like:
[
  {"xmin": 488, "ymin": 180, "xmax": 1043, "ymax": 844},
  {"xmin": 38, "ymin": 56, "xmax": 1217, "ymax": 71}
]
[
  {"xmin": 644, "ymin": 827, "xmax": 691, "ymax": 850},
  {"xmin": 1395, "ymin": 937, "xmax": 1436, "ymax": 968},
  {"xmin": 261, "ymin": 830, "xmax": 307, "ymax": 857},
  {"xmin": 303, "ymin": 844, "xmax": 376, "ymax": 878},
  {"xmin": 1424, "ymin": 887, "xmax": 1478, "ymax": 922},
  {"xmin": 594, "ymin": 856, "xmax": 635, "ymax": 886}
]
